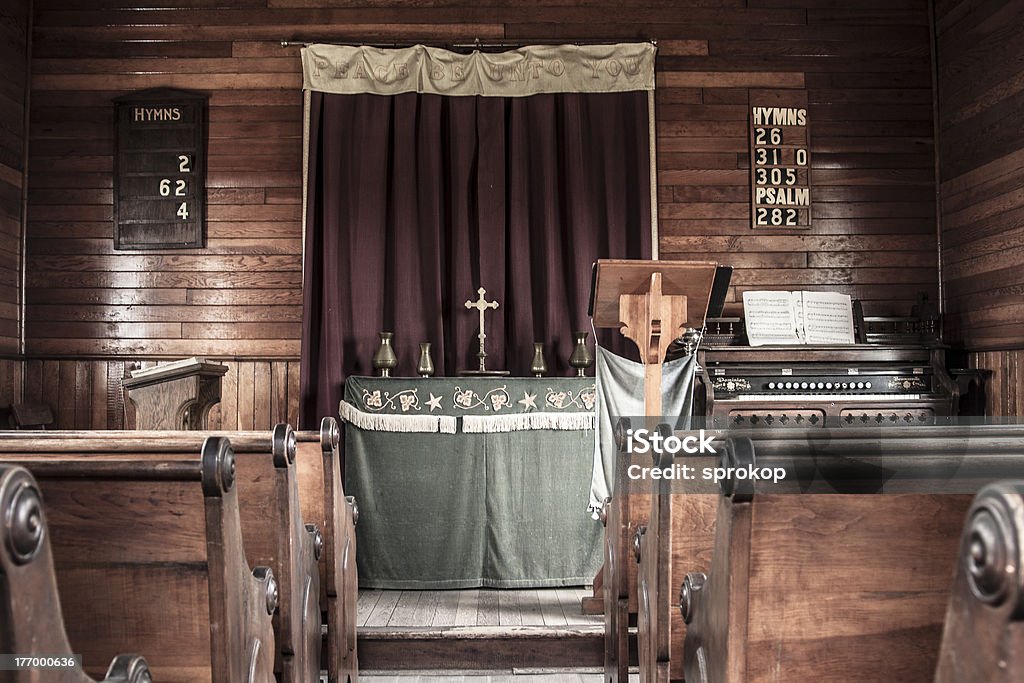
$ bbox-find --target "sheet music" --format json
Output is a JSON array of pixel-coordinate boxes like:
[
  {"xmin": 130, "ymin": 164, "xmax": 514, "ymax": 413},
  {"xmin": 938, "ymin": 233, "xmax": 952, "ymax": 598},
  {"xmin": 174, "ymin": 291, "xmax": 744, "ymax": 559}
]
[
  {"xmin": 802, "ymin": 292, "xmax": 855, "ymax": 344},
  {"xmin": 742, "ymin": 290, "xmax": 855, "ymax": 346},
  {"xmin": 742, "ymin": 291, "xmax": 800, "ymax": 346}
]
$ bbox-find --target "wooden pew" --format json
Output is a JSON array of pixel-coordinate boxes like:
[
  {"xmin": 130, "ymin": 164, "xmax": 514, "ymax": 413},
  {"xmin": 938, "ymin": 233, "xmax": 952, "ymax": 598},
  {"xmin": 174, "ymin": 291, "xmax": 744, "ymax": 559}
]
[
  {"xmin": 631, "ymin": 423, "xmax": 1024, "ymax": 682},
  {"xmin": 600, "ymin": 419, "xmax": 717, "ymax": 683},
  {"xmin": 296, "ymin": 417, "xmax": 359, "ymax": 683},
  {"xmin": 0, "ymin": 464, "xmax": 153, "ymax": 683},
  {"xmin": 0, "ymin": 426, "xmax": 325, "ymax": 683},
  {"xmin": 935, "ymin": 480, "xmax": 1024, "ymax": 682},
  {"xmin": 0, "ymin": 437, "xmax": 278, "ymax": 682},
  {"xmin": 677, "ymin": 434, "xmax": 1002, "ymax": 682}
]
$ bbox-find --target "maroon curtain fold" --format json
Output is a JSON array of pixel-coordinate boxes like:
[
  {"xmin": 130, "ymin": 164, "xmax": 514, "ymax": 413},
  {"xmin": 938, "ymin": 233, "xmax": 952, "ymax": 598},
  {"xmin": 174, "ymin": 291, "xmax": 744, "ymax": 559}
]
[{"xmin": 300, "ymin": 90, "xmax": 652, "ymax": 427}]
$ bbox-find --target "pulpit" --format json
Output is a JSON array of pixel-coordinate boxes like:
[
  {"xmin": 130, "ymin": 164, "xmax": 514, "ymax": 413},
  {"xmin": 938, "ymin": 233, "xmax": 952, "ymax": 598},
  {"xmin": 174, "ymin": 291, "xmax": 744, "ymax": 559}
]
[
  {"xmin": 590, "ymin": 259, "xmax": 719, "ymax": 683},
  {"xmin": 123, "ymin": 357, "xmax": 228, "ymax": 430}
]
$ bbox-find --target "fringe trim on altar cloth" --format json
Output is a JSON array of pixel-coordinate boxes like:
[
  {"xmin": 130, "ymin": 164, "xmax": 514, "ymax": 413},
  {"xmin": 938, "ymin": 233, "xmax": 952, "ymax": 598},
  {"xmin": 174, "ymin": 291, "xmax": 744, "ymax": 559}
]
[
  {"xmin": 339, "ymin": 401, "xmax": 456, "ymax": 433},
  {"xmin": 462, "ymin": 412, "xmax": 595, "ymax": 433}
]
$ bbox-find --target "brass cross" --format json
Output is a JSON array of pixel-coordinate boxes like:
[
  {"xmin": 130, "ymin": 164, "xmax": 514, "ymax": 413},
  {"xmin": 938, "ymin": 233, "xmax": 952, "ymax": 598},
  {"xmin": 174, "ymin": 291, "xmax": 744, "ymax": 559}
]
[{"xmin": 465, "ymin": 287, "xmax": 499, "ymax": 372}]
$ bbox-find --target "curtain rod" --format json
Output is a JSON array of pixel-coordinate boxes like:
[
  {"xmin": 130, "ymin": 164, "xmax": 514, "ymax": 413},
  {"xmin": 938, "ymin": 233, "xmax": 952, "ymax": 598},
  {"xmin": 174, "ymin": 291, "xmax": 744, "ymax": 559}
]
[{"xmin": 280, "ymin": 39, "xmax": 657, "ymax": 50}]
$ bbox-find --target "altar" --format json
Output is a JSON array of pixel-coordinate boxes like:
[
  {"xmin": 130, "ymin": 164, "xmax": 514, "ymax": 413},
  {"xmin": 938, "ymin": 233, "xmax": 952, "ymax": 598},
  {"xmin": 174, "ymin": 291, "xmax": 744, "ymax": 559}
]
[{"xmin": 340, "ymin": 376, "xmax": 603, "ymax": 589}]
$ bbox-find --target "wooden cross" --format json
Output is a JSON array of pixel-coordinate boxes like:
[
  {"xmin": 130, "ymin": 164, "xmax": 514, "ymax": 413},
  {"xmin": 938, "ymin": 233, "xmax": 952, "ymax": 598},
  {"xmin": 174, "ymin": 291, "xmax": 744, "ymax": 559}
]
[{"xmin": 465, "ymin": 287, "xmax": 499, "ymax": 372}]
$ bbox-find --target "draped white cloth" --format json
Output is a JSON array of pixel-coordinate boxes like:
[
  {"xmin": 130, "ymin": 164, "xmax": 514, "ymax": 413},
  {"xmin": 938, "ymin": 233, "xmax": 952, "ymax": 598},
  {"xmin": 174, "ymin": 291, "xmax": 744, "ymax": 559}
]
[{"xmin": 589, "ymin": 346, "xmax": 697, "ymax": 513}]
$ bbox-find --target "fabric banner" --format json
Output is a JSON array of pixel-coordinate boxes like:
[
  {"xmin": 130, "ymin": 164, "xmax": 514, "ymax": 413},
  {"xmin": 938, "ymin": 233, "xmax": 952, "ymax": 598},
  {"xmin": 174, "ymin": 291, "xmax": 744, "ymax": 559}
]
[
  {"xmin": 589, "ymin": 346, "xmax": 697, "ymax": 512},
  {"xmin": 302, "ymin": 42, "xmax": 656, "ymax": 97}
]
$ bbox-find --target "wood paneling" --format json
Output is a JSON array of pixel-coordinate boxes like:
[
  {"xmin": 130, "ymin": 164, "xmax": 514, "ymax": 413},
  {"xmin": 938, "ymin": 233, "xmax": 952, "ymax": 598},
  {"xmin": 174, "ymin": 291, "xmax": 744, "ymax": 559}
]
[
  {"xmin": 937, "ymin": 0, "xmax": 1024, "ymax": 350},
  {"xmin": 935, "ymin": 0, "xmax": 1024, "ymax": 414},
  {"xmin": 0, "ymin": 0, "xmax": 30, "ymax": 355},
  {"xmin": 17, "ymin": 356, "xmax": 298, "ymax": 429},
  {"xmin": 967, "ymin": 349, "xmax": 1024, "ymax": 418},
  {"xmin": 20, "ymin": 0, "xmax": 942, "ymax": 422}
]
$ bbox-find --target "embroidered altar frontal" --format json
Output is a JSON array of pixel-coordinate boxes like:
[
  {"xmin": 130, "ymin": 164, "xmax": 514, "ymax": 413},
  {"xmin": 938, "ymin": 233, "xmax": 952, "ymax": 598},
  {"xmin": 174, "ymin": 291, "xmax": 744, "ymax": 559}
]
[{"xmin": 341, "ymin": 376, "xmax": 603, "ymax": 589}]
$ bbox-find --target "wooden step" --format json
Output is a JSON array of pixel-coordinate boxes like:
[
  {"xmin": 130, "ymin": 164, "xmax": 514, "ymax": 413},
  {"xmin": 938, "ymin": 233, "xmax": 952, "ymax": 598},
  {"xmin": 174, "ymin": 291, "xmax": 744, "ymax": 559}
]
[{"xmin": 357, "ymin": 625, "xmax": 604, "ymax": 670}]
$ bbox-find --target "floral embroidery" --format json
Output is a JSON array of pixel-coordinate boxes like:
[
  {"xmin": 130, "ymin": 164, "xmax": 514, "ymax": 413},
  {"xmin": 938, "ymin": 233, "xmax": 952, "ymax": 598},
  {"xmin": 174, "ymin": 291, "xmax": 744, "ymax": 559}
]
[
  {"xmin": 453, "ymin": 386, "xmax": 511, "ymax": 411},
  {"xmin": 546, "ymin": 385, "xmax": 597, "ymax": 411},
  {"xmin": 361, "ymin": 387, "xmax": 420, "ymax": 412}
]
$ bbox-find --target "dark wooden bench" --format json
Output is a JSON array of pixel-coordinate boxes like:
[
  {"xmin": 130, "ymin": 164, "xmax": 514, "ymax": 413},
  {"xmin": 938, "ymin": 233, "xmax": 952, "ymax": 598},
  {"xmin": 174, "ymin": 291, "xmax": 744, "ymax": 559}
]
[
  {"xmin": 599, "ymin": 419, "xmax": 716, "ymax": 683},
  {"xmin": 626, "ymin": 423, "xmax": 1024, "ymax": 682},
  {"xmin": 0, "ymin": 425, "xmax": 325, "ymax": 683},
  {"xmin": 935, "ymin": 480, "xmax": 1024, "ymax": 682},
  {"xmin": 675, "ymin": 431, "xmax": 1024, "ymax": 682},
  {"xmin": 0, "ymin": 437, "xmax": 277, "ymax": 682},
  {"xmin": 296, "ymin": 417, "xmax": 359, "ymax": 683},
  {"xmin": 0, "ymin": 464, "xmax": 153, "ymax": 683}
]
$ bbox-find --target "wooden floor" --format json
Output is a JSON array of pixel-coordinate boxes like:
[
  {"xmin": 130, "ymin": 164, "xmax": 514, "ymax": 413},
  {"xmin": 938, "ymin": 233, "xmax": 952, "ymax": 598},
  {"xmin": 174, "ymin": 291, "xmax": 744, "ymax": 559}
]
[{"xmin": 357, "ymin": 588, "xmax": 602, "ymax": 629}]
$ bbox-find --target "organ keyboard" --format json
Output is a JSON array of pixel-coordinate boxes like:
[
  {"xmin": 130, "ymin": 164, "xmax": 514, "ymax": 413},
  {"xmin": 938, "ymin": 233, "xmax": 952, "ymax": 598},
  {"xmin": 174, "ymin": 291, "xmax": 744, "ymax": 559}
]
[{"xmin": 696, "ymin": 344, "xmax": 958, "ymax": 428}]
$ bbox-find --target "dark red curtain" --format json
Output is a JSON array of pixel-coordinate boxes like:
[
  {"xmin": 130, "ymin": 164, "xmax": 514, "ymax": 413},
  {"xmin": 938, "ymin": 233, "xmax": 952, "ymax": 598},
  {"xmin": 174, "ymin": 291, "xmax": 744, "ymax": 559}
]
[{"xmin": 300, "ymin": 90, "xmax": 652, "ymax": 427}]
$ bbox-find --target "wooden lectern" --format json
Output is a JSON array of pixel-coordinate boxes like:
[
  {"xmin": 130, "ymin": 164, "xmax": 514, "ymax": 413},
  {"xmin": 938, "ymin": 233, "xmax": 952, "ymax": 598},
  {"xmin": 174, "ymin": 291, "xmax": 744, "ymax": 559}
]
[
  {"xmin": 123, "ymin": 357, "xmax": 228, "ymax": 430},
  {"xmin": 590, "ymin": 259, "xmax": 718, "ymax": 683}
]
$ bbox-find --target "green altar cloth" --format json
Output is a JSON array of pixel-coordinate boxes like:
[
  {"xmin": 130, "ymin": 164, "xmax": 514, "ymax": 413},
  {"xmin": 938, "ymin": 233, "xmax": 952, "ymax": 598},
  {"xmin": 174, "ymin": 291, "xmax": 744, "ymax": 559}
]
[{"xmin": 341, "ymin": 376, "xmax": 602, "ymax": 589}]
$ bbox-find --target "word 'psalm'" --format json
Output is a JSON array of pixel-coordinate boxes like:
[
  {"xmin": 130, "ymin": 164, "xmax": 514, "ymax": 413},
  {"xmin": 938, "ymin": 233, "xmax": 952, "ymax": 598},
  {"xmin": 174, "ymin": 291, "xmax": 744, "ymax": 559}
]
[
  {"xmin": 752, "ymin": 107, "xmax": 807, "ymax": 126},
  {"xmin": 755, "ymin": 186, "xmax": 810, "ymax": 206}
]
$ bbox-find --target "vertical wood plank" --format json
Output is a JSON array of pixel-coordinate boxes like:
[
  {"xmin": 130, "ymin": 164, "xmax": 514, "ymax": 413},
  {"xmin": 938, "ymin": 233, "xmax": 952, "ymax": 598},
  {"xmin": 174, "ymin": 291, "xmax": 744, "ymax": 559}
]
[
  {"xmin": 287, "ymin": 360, "xmax": 301, "ymax": 427},
  {"xmin": 74, "ymin": 360, "xmax": 91, "ymax": 429},
  {"xmin": 254, "ymin": 360, "xmax": 271, "ymax": 429},
  {"xmin": 237, "ymin": 360, "xmax": 255, "ymax": 430},
  {"xmin": 271, "ymin": 360, "xmax": 288, "ymax": 425},
  {"xmin": 219, "ymin": 360, "xmax": 238, "ymax": 431},
  {"xmin": 90, "ymin": 361, "xmax": 106, "ymax": 429}
]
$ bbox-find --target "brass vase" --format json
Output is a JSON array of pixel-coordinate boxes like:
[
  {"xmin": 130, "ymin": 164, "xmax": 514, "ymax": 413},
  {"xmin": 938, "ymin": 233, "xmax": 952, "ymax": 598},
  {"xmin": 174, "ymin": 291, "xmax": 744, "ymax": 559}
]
[
  {"xmin": 418, "ymin": 342, "xmax": 435, "ymax": 377},
  {"xmin": 568, "ymin": 331, "xmax": 594, "ymax": 377},
  {"xmin": 531, "ymin": 342, "xmax": 547, "ymax": 377},
  {"xmin": 372, "ymin": 332, "xmax": 398, "ymax": 377}
]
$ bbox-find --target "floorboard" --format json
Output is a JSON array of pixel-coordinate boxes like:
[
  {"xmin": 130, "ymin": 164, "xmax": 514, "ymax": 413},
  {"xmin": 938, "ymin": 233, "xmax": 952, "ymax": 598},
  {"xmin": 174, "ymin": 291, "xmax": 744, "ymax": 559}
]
[{"xmin": 358, "ymin": 588, "xmax": 602, "ymax": 628}]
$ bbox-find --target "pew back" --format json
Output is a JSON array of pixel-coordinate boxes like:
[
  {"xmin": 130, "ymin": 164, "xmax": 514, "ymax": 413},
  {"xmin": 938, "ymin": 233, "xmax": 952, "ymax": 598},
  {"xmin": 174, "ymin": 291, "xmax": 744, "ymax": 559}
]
[
  {"xmin": 0, "ymin": 465, "xmax": 153, "ymax": 683},
  {"xmin": 0, "ymin": 438, "xmax": 278, "ymax": 682},
  {"xmin": 0, "ymin": 427, "xmax": 324, "ymax": 683},
  {"xmin": 297, "ymin": 418, "xmax": 359, "ymax": 683},
  {"xmin": 681, "ymin": 436, "xmax": 978, "ymax": 682}
]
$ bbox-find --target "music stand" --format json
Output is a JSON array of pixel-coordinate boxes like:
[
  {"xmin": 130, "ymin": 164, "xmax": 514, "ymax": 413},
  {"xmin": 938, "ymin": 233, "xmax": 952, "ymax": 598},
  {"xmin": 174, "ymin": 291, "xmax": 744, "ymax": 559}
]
[{"xmin": 590, "ymin": 259, "xmax": 718, "ymax": 682}]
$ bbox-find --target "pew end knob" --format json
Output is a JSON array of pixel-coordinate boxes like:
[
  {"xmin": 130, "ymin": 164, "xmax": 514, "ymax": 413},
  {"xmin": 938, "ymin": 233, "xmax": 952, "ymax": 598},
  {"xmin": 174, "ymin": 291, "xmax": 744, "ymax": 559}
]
[
  {"xmin": 306, "ymin": 523, "xmax": 324, "ymax": 560},
  {"xmin": 614, "ymin": 418, "xmax": 633, "ymax": 452},
  {"xmin": 104, "ymin": 654, "xmax": 153, "ymax": 683},
  {"xmin": 272, "ymin": 423, "xmax": 297, "ymax": 467},
  {"xmin": 963, "ymin": 485, "xmax": 1022, "ymax": 608},
  {"xmin": 719, "ymin": 436, "xmax": 756, "ymax": 502},
  {"xmin": 598, "ymin": 497, "xmax": 611, "ymax": 526},
  {"xmin": 346, "ymin": 495, "xmax": 359, "ymax": 526},
  {"xmin": 321, "ymin": 416, "xmax": 341, "ymax": 451},
  {"xmin": 2, "ymin": 468, "xmax": 45, "ymax": 566},
  {"xmin": 201, "ymin": 436, "xmax": 236, "ymax": 497},
  {"xmin": 633, "ymin": 525, "xmax": 646, "ymax": 563},
  {"xmin": 680, "ymin": 572, "xmax": 707, "ymax": 625},
  {"xmin": 253, "ymin": 566, "xmax": 279, "ymax": 615},
  {"xmin": 653, "ymin": 423, "xmax": 675, "ymax": 468}
]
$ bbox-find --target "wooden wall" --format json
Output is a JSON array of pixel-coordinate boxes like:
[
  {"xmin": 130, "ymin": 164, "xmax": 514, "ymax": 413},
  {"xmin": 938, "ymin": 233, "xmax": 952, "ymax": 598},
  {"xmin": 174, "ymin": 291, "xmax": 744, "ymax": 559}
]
[
  {"xmin": 21, "ymin": 0, "xmax": 939, "ymax": 427},
  {"xmin": 937, "ymin": 0, "xmax": 1024, "ymax": 348},
  {"xmin": 16, "ymin": 357, "xmax": 299, "ymax": 429},
  {"xmin": 0, "ymin": 0, "xmax": 30, "ymax": 357},
  {"xmin": 934, "ymin": 0, "xmax": 1024, "ymax": 415}
]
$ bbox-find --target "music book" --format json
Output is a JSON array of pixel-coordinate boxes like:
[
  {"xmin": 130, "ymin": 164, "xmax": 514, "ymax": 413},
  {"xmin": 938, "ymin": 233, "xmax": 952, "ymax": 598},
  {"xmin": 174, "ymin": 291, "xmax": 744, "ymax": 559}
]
[{"xmin": 742, "ymin": 291, "xmax": 855, "ymax": 346}]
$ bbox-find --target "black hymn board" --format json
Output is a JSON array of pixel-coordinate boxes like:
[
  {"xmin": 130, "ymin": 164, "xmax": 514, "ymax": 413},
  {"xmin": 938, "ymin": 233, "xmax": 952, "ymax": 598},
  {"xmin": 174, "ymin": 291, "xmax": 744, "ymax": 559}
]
[
  {"xmin": 114, "ymin": 89, "xmax": 208, "ymax": 249},
  {"xmin": 749, "ymin": 89, "xmax": 811, "ymax": 229}
]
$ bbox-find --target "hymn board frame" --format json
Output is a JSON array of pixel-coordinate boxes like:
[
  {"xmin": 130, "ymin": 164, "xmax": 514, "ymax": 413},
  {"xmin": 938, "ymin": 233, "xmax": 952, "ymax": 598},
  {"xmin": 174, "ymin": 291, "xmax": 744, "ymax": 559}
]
[
  {"xmin": 749, "ymin": 89, "xmax": 811, "ymax": 229},
  {"xmin": 113, "ymin": 88, "xmax": 208, "ymax": 250}
]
